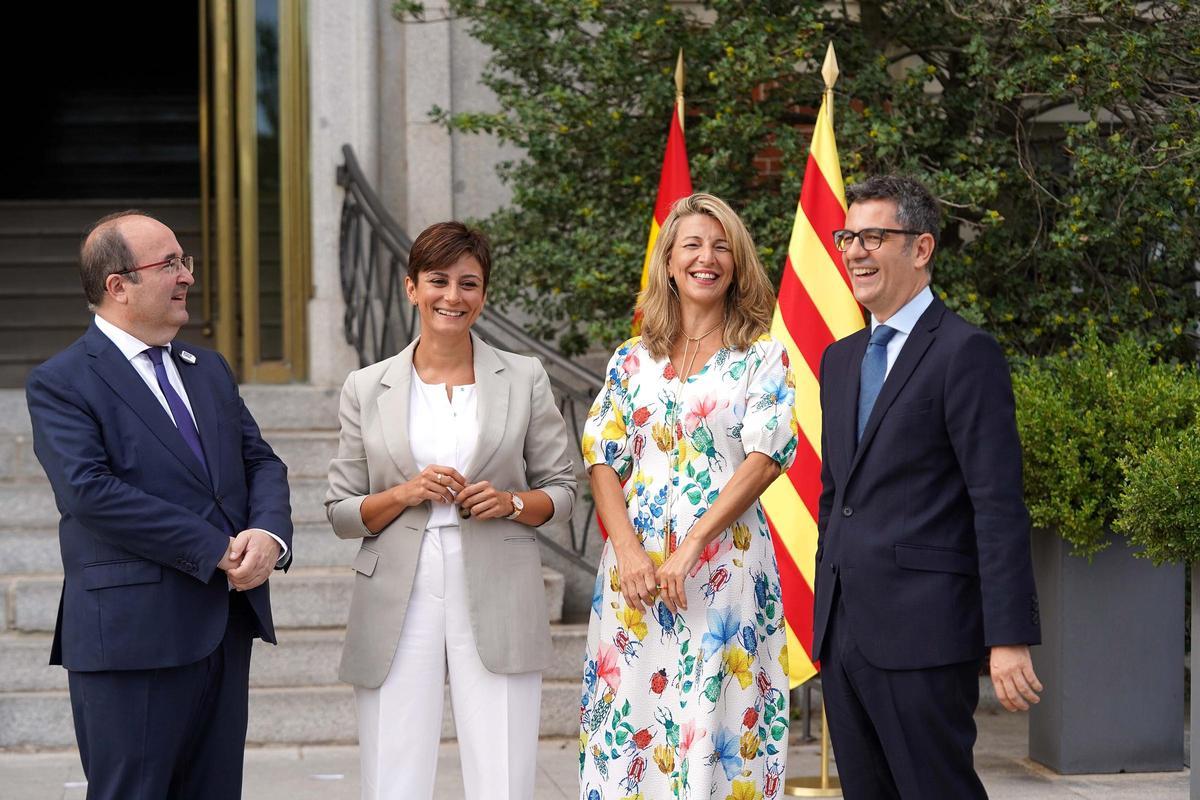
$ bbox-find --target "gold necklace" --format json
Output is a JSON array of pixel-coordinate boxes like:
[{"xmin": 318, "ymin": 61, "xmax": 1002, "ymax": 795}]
[
  {"xmin": 664, "ymin": 317, "xmax": 725, "ymax": 560},
  {"xmin": 675, "ymin": 318, "xmax": 725, "ymax": 382}
]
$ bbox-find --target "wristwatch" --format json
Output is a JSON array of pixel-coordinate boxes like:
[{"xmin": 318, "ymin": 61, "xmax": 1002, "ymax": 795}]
[{"xmin": 506, "ymin": 492, "xmax": 524, "ymax": 520}]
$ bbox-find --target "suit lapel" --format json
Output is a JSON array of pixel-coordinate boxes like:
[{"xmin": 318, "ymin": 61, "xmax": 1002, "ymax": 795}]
[
  {"xmin": 84, "ymin": 325, "xmax": 211, "ymax": 488},
  {"xmin": 468, "ymin": 333, "xmax": 508, "ymax": 477},
  {"xmin": 848, "ymin": 299, "xmax": 945, "ymax": 478},
  {"xmin": 171, "ymin": 344, "xmax": 220, "ymax": 488},
  {"xmin": 377, "ymin": 339, "xmax": 420, "ymax": 480}
]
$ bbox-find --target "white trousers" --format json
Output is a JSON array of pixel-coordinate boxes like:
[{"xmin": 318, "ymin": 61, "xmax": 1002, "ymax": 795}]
[{"xmin": 355, "ymin": 524, "xmax": 542, "ymax": 800}]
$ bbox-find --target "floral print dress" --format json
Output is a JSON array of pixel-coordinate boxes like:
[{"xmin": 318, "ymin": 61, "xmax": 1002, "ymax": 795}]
[{"xmin": 579, "ymin": 335, "xmax": 799, "ymax": 800}]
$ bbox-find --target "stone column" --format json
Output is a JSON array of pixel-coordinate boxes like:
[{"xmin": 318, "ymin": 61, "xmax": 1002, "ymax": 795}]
[{"xmin": 306, "ymin": 0, "xmax": 378, "ymax": 386}]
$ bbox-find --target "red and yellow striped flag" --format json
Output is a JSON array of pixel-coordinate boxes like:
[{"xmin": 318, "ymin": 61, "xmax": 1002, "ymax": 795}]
[
  {"xmin": 633, "ymin": 51, "xmax": 693, "ymax": 334},
  {"xmin": 763, "ymin": 43, "xmax": 863, "ymax": 688}
]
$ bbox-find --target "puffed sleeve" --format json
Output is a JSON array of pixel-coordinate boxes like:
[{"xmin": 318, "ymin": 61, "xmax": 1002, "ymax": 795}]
[
  {"xmin": 580, "ymin": 338, "xmax": 638, "ymax": 481},
  {"xmin": 740, "ymin": 336, "xmax": 800, "ymax": 470}
]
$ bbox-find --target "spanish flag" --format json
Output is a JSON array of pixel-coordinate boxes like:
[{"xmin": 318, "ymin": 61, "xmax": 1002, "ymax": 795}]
[
  {"xmin": 762, "ymin": 43, "xmax": 864, "ymax": 688},
  {"xmin": 632, "ymin": 50, "xmax": 693, "ymax": 334}
]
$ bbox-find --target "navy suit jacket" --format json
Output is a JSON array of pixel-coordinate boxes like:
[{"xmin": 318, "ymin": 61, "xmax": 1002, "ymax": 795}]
[
  {"xmin": 813, "ymin": 297, "xmax": 1039, "ymax": 670},
  {"xmin": 26, "ymin": 322, "xmax": 292, "ymax": 672}
]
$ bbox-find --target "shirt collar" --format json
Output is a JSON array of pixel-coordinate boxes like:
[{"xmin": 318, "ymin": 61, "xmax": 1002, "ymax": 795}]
[
  {"xmin": 93, "ymin": 314, "xmax": 172, "ymax": 362},
  {"xmin": 871, "ymin": 285, "xmax": 933, "ymax": 336}
]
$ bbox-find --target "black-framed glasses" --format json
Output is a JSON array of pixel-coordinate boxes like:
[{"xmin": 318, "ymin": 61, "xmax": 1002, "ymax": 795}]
[
  {"xmin": 117, "ymin": 255, "xmax": 194, "ymax": 276},
  {"xmin": 832, "ymin": 228, "xmax": 924, "ymax": 252}
]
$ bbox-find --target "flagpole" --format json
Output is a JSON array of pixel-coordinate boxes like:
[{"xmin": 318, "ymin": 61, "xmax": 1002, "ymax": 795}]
[
  {"xmin": 784, "ymin": 41, "xmax": 844, "ymax": 799},
  {"xmin": 675, "ymin": 48, "xmax": 686, "ymax": 130}
]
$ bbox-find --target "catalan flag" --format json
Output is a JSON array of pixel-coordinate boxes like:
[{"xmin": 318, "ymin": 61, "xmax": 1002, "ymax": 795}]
[
  {"xmin": 763, "ymin": 43, "xmax": 864, "ymax": 688},
  {"xmin": 633, "ymin": 50, "xmax": 693, "ymax": 334}
]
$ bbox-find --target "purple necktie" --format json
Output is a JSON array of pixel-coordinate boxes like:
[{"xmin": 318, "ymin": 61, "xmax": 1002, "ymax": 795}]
[{"xmin": 145, "ymin": 347, "xmax": 209, "ymax": 475}]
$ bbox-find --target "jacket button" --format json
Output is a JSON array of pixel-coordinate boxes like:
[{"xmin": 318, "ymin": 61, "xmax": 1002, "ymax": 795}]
[{"xmin": 842, "ymin": 506, "xmax": 853, "ymax": 517}]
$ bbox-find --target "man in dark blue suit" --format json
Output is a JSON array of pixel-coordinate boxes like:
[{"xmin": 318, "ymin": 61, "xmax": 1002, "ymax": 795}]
[
  {"xmin": 26, "ymin": 211, "xmax": 293, "ymax": 799},
  {"xmin": 814, "ymin": 176, "xmax": 1041, "ymax": 798}
]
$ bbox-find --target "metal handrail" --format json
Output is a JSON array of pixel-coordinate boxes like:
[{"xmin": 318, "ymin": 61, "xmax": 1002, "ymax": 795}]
[{"xmin": 337, "ymin": 144, "xmax": 602, "ymax": 578}]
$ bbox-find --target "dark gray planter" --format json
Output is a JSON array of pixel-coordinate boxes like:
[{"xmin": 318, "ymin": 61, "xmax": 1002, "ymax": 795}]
[{"xmin": 1029, "ymin": 529, "xmax": 1184, "ymax": 774}]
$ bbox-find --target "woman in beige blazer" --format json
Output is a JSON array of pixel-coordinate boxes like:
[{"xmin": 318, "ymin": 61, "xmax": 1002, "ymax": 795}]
[{"xmin": 325, "ymin": 222, "xmax": 576, "ymax": 800}]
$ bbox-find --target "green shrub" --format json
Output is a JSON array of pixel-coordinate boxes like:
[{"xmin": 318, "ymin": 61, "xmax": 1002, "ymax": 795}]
[
  {"xmin": 396, "ymin": 0, "xmax": 1200, "ymax": 358},
  {"xmin": 1115, "ymin": 425, "xmax": 1200, "ymax": 565},
  {"xmin": 1013, "ymin": 330, "xmax": 1200, "ymax": 558}
]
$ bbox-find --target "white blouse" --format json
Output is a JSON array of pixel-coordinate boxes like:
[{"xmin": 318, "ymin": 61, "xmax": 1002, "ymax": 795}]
[{"xmin": 408, "ymin": 368, "xmax": 479, "ymax": 528}]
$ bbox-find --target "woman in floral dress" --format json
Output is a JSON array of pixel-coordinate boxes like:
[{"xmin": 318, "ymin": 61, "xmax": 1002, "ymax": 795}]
[{"xmin": 580, "ymin": 193, "xmax": 799, "ymax": 800}]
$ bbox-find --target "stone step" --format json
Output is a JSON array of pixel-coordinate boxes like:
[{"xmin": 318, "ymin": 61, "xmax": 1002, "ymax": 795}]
[
  {"xmin": 0, "ymin": 198, "xmax": 202, "ymax": 231},
  {"xmin": 260, "ymin": 431, "xmax": 339, "ymax": 479},
  {"xmin": 0, "ymin": 382, "xmax": 340, "ymax": 437},
  {"xmin": 0, "ymin": 428, "xmax": 337, "ymax": 483},
  {"xmin": 3, "ymin": 567, "xmax": 566, "ymax": 633},
  {"xmin": 0, "ymin": 328, "xmax": 92, "ymax": 361},
  {"xmin": 0, "ymin": 228, "xmax": 202, "ymax": 265},
  {"xmin": 0, "ymin": 264, "xmax": 81, "ymax": 293},
  {"xmin": 0, "ymin": 390, "xmax": 31, "ymax": 434},
  {"xmin": 0, "ymin": 523, "xmax": 360, "ymax": 577},
  {"xmin": 0, "ymin": 679, "xmax": 582, "ymax": 749},
  {"xmin": 0, "ymin": 431, "xmax": 39, "ymax": 480},
  {"xmin": 0, "ymin": 674, "xmax": 1012, "ymax": 751},
  {"xmin": 240, "ymin": 385, "xmax": 342, "ymax": 431},
  {"xmin": 0, "ymin": 477, "xmax": 331, "ymax": 529},
  {"xmin": 0, "ymin": 295, "xmax": 92, "ymax": 328},
  {"xmin": 0, "ymin": 625, "xmax": 588, "ymax": 693}
]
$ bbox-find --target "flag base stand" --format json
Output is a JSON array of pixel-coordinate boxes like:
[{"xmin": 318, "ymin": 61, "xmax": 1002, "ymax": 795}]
[
  {"xmin": 784, "ymin": 777, "xmax": 842, "ymax": 797},
  {"xmin": 784, "ymin": 706, "xmax": 842, "ymax": 797}
]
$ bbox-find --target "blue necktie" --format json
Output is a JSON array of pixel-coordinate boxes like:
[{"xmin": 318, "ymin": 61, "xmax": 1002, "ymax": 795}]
[
  {"xmin": 857, "ymin": 325, "xmax": 898, "ymax": 442},
  {"xmin": 145, "ymin": 347, "xmax": 209, "ymax": 474}
]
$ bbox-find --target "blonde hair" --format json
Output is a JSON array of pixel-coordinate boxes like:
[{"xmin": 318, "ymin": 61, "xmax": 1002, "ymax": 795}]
[{"xmin": 636, "ymin": 193, "xmax": 775, "ymax": 359}]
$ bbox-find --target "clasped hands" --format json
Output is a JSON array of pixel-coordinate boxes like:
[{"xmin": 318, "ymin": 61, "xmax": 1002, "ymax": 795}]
[
  {"xmin": 614, "ymin": 537, "xmax": 701, "ymax": 616},
  {"xmin": 217, "ymin": 529, "xmax": 280, "ymax": 591},
  {"xmin": 397, "ymin": 464, "xmax": 515, "ymax": 520}
]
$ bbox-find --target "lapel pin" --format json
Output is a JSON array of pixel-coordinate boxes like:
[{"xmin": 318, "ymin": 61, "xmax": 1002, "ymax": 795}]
[{"xmin": 180, "ymin": 350, "xmax": 197, "ymax": 364}]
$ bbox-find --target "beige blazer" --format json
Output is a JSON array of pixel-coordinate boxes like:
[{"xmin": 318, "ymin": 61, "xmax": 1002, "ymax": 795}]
[{"xmin": 325, "ymin": 334, "xmax": 576, "ymax": 688}]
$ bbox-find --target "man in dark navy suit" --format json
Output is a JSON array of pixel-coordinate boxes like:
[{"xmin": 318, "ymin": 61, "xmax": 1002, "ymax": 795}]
[
  {"xmin": 813, "ymin": 176, "xmax": 1041, "ymax": 798},
  {"xmin": 26, "ymin": 211, "xmax": 292, "ymax": 799}
]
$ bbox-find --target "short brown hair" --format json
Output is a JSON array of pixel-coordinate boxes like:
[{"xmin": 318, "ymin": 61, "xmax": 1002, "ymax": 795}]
[
  {"xmin": 845, "ymin": 175, "xmax": 942, "ymax": 249},
  {"xmin": 79, "ymin": 209, "xmax": 155, "ymax": 308},
  {"xmin": 407, "ymin": 221, "xmax": 492, "ymax": 287}
]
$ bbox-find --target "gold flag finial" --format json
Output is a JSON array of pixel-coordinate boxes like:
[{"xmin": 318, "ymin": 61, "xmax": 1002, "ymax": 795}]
[
  {"xmin": 821, "ymin": 42, "xmax": 839, "ymax": 92},
  {"xmin": 674, "ymin": 49, "xmax": 686, "ymax": 130}
]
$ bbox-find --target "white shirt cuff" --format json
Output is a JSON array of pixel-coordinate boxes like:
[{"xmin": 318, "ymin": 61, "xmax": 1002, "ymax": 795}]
[{"xmin": 245, "ymin": 528, "xmax": 289, "ymax": 565}]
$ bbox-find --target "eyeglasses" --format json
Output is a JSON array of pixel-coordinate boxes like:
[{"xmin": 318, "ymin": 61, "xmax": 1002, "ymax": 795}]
[
  {"xmin": 116, "ymin": 255, "xmax": 194, "ymax": 276},
  {"xmin": 831, "ymin": 228, "xmax": 924, "ymax": 252}
]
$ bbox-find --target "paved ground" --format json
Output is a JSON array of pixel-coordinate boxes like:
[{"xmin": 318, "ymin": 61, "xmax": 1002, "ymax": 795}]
[{"xmin": 1, "ymin": 711, "xmax": 1187, "ymax": 798}]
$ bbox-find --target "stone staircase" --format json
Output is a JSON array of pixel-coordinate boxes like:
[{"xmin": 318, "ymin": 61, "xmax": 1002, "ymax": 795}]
[
  {"xmin": 0, "ymin": 385, "xmax": 584, "ymax": 750},
  {"xmin": 0, "ymin": 199, "xmax": 211, "ymax": 389}
]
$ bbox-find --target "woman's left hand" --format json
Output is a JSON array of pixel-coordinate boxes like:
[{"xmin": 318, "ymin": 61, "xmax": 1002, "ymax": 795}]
[
  {"xmin": 457, "ymin": 480, "xmax": 515, "ymax": 520},
  {"xmin": 655, "ymin": 538, "xmax": 702, "ymax": 614}
]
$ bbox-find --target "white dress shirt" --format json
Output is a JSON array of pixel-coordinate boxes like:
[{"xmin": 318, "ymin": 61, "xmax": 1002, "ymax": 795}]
[
  {"xmin": 871, "ymin": 285, "xmax": 934, "ymax": 378},
  {"xmin": 408, "ymin": 368, "xmax": 479, "ymax": 529},
  {"xmin": 92, "ymin": 314, "xmax": 288, "ymax": 562}
]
